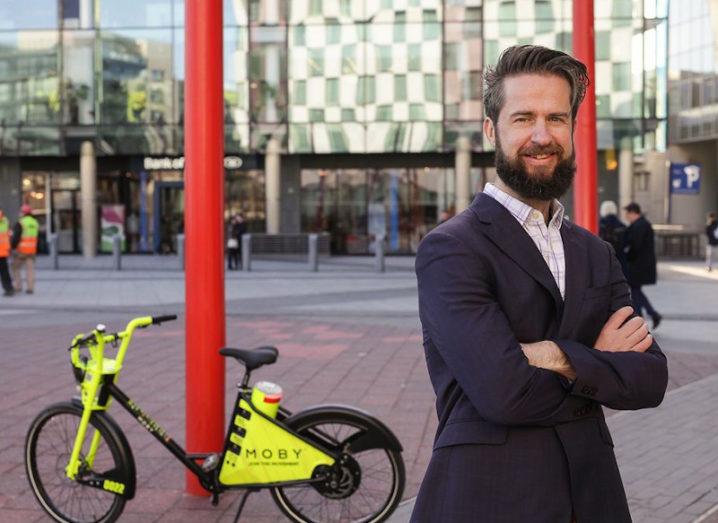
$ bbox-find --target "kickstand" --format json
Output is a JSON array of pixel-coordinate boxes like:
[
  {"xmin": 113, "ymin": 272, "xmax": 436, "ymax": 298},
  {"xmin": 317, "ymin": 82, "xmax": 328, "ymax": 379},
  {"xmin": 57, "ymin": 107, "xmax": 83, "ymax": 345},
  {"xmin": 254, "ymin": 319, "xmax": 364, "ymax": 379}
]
[{"xmin": 232, "ymin": 488, "xmax": 256, "ymax": 523}]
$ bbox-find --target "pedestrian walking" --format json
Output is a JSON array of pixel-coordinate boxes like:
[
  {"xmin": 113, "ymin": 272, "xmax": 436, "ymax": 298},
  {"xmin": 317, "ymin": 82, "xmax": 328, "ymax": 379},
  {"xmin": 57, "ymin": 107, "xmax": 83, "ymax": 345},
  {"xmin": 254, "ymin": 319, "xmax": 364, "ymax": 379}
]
[
  {"xmin": 227, "ymin": 213, "xmax": 247, "ymax": 270},
  {"xmin": 706, "ymin": 212, "xmax": 718, "ymax": 271},
  {"xmin": 598, "ymin": 200, "xmax": 627, "ymax": 276},
  {"xmin": 11, "ymin": 204, "xmax": 39, "ymax": 294},
  {"xmin": 623, "ymin": 202, "xmax": 662, "ymax": 328},
  {"xmin": 412, "ymin": 45, "xmax": 667, "ymax": 523},
  {"xmin": 0, "ymin": 208, "xmax": 14, "ymax": 296}
]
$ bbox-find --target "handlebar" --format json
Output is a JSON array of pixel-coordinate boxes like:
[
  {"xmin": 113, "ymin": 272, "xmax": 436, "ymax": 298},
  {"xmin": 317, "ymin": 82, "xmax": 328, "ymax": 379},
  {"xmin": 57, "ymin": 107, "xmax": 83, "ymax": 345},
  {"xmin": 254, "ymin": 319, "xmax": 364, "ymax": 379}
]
[
  {"xmin": 69, "ymin": 332, "xmax": 96, "ymax": 349},
  {"xmin": 69, "ymin": 315, "xmax": 179, "ymax": 375},
  {"xmin": 152, "ymin": 314, "xmax": 177, "ymax": 325}
]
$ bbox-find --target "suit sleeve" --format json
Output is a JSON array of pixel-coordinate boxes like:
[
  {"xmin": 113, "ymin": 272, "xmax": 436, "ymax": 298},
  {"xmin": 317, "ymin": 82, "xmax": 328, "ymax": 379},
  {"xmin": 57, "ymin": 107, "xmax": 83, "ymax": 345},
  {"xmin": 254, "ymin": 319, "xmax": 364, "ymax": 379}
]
[
  {"xmin": 554, "ymin": 243, "xmax": 668, "ymax": 410},
  {"xmin": 417, "ymin": 231, "xmax": 578, "ymax": 426}
]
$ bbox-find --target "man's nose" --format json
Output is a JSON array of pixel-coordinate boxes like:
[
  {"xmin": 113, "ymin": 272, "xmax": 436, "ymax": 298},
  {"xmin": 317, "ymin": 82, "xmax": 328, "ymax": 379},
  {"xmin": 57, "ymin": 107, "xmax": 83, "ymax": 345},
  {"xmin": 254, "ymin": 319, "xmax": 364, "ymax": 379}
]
[{"xmin": 531, "ymin": 121, "xmax": 553, "ymax": 146}]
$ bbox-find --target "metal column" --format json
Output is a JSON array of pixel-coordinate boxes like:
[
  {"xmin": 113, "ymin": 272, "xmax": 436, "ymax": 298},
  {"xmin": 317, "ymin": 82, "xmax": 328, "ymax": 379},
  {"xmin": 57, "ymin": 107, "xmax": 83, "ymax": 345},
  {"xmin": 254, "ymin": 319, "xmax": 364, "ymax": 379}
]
[
  {"xmin": 184, "ymin": 0, "xmax": 225, "ymax": 496},
  {"xmin": 573, "ymin": 0, "xmax": 598, "ymax": 234}
]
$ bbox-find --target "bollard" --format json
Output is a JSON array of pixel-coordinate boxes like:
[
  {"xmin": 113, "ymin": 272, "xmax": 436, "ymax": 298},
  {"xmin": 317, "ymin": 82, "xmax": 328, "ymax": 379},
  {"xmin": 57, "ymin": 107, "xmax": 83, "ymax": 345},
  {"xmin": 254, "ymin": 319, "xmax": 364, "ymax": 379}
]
[
  {"xmin": 49, "ymin": 233, "xmax": 59, "ymax": 270},
  {"xmin": 308, "ymin": 233, "xmax": 319, "ymax": 272},
  {"xmin": 374, "ymin": 233, "xmax": 386, "ymax": 273},
  {"xmin": 112, "ymin": 235, "xmax": 122, "ymax": 271},
  {"xmin": 177, "ymin": 234, "xmax": 185, "ymax": 271},
  {"xmin": 242, "ymin": 234, "xmax": 251, "ymax": 271}
]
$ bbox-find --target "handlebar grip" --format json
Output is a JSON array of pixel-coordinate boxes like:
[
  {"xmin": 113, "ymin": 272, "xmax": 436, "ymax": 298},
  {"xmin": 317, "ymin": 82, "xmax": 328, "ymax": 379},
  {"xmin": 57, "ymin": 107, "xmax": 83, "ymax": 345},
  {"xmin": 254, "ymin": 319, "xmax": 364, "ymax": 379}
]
[
  {"xmin": 152, "ymin": 314, "xmax": 177, "ymax": 325},
  {"xmin": 68, "ymin": 332, "xmax": 95, "ymax": 350}
]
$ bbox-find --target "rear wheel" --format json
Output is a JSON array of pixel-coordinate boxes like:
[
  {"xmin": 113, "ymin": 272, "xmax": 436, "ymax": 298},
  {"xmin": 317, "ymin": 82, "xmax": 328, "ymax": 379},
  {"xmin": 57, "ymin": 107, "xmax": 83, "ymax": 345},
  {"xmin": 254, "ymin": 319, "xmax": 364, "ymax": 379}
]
[
  {"xmin": 25, "ymin": 402, "xmax": 127, "ymax": 523},
  {"xmin": 271, "ymin": 411, "xmax": 405, "ymax": 523}
]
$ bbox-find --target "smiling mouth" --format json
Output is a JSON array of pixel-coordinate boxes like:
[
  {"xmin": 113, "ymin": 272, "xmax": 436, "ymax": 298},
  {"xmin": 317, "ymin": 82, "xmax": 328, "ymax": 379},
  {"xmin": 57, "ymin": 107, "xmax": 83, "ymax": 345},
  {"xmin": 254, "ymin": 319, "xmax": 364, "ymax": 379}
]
[{"xmin": 524, "ymin": 153, "xmax": 556, "ymax": 161}]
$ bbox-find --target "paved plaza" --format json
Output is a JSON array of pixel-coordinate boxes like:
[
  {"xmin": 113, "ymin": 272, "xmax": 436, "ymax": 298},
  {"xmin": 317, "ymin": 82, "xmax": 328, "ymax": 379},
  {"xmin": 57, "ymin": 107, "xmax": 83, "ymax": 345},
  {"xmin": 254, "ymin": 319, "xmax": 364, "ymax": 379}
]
[{"xmin": 0, "ymin": 255, "xmax": 717, "ymax": 522}]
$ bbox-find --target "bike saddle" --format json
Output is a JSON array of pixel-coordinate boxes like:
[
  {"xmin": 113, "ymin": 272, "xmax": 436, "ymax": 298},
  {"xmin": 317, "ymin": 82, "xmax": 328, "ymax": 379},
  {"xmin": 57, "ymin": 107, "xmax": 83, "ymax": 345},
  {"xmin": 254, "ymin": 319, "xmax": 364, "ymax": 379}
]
[{"xmin": 219, "ymin": 346, "xmax": 278, "ymax": 371}]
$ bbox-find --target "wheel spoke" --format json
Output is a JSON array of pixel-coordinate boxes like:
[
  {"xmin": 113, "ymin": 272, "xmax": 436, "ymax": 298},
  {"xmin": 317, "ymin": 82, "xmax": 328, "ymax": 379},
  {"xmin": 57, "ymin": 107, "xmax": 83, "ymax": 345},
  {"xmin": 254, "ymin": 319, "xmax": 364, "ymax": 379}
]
[
  {"xmin": 274, "ymin": 417, "xmax": 403, "ymax": 523},
  {"xmin": 26, "ymin": 407, "xmax": 125, "ymax": 523}
]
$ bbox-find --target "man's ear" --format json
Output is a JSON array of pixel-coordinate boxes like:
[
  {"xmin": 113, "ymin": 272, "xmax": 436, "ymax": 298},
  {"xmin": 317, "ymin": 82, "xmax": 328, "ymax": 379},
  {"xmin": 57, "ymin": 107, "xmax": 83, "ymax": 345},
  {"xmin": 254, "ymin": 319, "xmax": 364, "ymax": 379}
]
[{"xmin": 483, "ymin": 117, "xmax": 496, "ymax": 146}]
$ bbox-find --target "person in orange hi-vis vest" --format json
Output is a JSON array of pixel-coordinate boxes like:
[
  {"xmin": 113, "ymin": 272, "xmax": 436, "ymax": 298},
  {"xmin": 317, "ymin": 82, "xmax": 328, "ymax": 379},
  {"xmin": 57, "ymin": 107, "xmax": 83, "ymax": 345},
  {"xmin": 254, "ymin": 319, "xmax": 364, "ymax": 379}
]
[
  {"xmin": 0, "ymin": 208, "xmax": 14, "ymax": 296},
  {"xmin": 11, "ymin": 204, "xmax": 39, "ymax": 294}
]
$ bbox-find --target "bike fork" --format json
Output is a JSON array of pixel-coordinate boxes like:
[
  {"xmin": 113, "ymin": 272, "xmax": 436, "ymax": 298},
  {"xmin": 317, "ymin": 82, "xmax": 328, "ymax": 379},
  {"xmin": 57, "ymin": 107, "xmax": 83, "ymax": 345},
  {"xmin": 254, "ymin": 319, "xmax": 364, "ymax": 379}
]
[{"xmin": 66, "ymin": 407, "xmax": 95, "ymax": 479}]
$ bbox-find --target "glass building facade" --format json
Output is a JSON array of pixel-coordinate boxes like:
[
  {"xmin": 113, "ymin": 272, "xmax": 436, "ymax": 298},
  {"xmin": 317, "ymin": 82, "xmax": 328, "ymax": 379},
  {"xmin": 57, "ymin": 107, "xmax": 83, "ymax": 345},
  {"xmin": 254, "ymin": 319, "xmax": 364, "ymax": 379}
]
[
  {"xmin": 0, "ymin": 0, "xmax": 669, "ymax": 254},
  {"xmin": 666, "ymin": 0, "xmax": 718, "ymax": 231}
]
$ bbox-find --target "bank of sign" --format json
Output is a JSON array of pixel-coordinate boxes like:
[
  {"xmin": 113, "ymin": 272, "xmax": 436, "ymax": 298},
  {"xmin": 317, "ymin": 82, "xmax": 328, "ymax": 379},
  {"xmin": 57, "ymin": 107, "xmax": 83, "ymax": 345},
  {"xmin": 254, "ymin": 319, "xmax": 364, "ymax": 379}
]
[
  {"xmin": 143, "ymin": 156, "xmax": 243, "ymax": 171},
  {"xmin": 670, "ymin": 163, "xmax": 701, "ymax": 195}
]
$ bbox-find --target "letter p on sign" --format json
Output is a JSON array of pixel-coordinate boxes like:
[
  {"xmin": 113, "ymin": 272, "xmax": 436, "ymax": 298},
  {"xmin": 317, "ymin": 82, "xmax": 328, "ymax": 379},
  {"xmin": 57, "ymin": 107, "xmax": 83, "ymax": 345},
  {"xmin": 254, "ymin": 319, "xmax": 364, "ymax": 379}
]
[{"xmin": 684, "ymin": 165, "xmax": 700, "ymax": 188}]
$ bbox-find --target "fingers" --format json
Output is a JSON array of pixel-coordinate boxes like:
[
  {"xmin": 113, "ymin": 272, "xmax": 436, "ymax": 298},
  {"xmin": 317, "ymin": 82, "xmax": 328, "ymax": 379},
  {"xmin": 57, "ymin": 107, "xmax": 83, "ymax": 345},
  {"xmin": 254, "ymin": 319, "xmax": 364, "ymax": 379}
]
[
  {"xmin": 624, "ymin": 319, "xmax": 649, "ymax": 348},
  {"xmin": 631, "ymin": 333, "xmax": 653, "ymax": 352},
  {"xmin": 620, "ymin": 316, "xmax": 647, "ymax": 337},
  {"xmin": 604, "ymin": 306, "xmax": 634, "ymax": 331}
]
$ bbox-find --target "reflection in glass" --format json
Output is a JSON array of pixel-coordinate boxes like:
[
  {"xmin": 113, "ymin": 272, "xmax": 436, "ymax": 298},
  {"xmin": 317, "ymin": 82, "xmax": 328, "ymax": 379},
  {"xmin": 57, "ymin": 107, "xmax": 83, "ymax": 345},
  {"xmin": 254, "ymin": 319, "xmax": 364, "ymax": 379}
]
[
  {"xmin": 223, "ymin": 27, "xmax": 250, "ymax": 150},
  {"xmin": 444, "ymin": 23, "xmax": 482, "ymax": 124},
  {"xmin": 99, "ymin": 0, "xmax": 172, "ymax": 28},
  {"xmin": 249, "ymin": 26, "xmax": 287, "ymax": 123},
  {"xmin": 249, "ymin": 0, "xmax": 287, "ymax": 25},
  {"xmin": 0, "ymin": 31, "xmax": 60, "ymax": 126},
  {"xmin": 100, "ymin": 29, "xmax": 173, "ymax": 127},
  {"xmin": 288, "ymin": 22, "xmax": 366, "ymax": 152},
  {"xmin": 300, "ymin": 167, "xmax": 454, "ymax": 254},
  {"xmin": 98, "ymin": 124, "xmax": 176, "ymax": 154},
  {"xmin": 62, "ymin": 30, "xmax": 95, "ymax": 124},
  {"xmin": 0, "ymin": 0, "xmax": 57, "ymax": 30}
]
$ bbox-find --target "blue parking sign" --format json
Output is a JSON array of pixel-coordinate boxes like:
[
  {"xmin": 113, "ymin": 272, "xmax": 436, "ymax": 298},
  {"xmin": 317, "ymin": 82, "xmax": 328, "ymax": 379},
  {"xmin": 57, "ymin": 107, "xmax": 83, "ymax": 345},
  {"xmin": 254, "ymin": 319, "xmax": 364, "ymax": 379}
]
[{"xmin": 670, "ymin": 163, "xmax": 701, "ymax": 194}]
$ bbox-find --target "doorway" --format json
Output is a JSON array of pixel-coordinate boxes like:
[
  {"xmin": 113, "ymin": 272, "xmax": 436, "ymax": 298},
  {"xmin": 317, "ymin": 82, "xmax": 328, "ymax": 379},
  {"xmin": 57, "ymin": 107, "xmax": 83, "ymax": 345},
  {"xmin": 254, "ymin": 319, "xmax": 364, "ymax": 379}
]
[
  {"xmin": 52, "ymin": 189, "xmax": 80, "ymax": 253},
  {"xmin": 153, "ymin": 181, "xmax": 184, "ymax": 253}
]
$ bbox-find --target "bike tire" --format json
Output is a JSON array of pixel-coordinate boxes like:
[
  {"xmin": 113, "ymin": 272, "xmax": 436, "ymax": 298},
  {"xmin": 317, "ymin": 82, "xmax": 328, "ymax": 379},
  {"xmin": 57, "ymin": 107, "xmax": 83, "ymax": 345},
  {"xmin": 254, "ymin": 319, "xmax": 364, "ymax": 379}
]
[
  {"xmin": 271, "ymin": 409, "xmax": 405, "ymax": 523},
  {"xmin": 25, "ymin": 402, "xmax": 129, "ymax": 523}
]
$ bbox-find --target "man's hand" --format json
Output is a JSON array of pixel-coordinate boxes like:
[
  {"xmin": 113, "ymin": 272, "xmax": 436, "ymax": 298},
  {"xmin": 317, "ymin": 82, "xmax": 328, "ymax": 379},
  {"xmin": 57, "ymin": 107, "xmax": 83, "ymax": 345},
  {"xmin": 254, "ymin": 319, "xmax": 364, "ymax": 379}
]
[
  {"xmin": 521, "ymin": 341, "xmax": 577, "ymax": 381},
  {"xmin": 594, "ymin": 306, "xmax": 653, "ymax": 353}
]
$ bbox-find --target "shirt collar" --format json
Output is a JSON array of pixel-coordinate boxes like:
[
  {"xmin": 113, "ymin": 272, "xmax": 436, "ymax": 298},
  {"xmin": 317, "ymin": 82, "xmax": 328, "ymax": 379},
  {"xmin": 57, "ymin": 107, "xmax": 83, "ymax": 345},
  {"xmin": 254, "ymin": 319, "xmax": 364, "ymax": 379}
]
[{"xmin": 483, "ymin": 182, "xmax": 565, "ymax": 229}]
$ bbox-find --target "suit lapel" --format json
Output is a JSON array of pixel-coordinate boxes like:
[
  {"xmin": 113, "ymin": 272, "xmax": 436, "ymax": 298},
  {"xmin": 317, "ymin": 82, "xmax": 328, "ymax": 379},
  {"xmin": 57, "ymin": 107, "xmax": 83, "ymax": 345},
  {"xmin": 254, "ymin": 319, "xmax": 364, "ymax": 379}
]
[
  {"xmin": 471, "ymin": 193, "xmax": 563, "ymax": 313},
  {"xmin": 557, "ymin": 221, "xmax": 589, "ymax": 337}
]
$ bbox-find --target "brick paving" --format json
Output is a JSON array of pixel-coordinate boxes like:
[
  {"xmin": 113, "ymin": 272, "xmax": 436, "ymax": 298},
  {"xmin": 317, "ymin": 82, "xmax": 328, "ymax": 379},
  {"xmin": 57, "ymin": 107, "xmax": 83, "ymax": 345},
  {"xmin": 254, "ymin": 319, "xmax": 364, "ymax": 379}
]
[
  {"xmin": 0, "ymin": 316, "xmax": 434, "ymax": 522},
  {"xmin": 1, "ymin": 258, "xmax": 717, "ymax": 522}
]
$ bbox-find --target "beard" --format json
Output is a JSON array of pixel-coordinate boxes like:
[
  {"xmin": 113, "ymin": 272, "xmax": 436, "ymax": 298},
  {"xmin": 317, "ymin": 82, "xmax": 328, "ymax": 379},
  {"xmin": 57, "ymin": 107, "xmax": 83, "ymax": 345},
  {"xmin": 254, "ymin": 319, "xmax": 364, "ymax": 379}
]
[{"xmin": 494, "ymin": 136, "xmax": 576, "ymax": 201}]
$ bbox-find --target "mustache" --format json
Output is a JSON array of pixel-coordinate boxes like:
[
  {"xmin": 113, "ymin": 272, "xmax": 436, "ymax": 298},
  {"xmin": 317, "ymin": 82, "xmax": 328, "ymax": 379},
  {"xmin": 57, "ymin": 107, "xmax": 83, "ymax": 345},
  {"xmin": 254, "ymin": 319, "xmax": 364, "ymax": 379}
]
[{"xmin": 520, "ymin": 144, "xmax": 564, "ymax": 157}]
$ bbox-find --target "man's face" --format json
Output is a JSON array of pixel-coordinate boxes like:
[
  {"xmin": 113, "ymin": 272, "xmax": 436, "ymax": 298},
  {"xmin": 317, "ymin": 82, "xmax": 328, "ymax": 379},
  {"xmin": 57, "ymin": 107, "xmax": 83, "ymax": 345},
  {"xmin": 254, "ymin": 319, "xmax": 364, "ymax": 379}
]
[{"xmin": 483, "ymin": 73, "xmax": 576, "ymax": 201}]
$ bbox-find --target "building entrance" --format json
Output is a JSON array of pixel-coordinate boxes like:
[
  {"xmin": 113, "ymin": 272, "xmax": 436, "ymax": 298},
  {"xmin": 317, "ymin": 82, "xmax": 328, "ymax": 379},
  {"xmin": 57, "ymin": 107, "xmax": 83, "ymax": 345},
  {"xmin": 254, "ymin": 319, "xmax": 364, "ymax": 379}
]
[{"xmin": 300, "ymin": 167, "xmax": 461, "ymax": 254}]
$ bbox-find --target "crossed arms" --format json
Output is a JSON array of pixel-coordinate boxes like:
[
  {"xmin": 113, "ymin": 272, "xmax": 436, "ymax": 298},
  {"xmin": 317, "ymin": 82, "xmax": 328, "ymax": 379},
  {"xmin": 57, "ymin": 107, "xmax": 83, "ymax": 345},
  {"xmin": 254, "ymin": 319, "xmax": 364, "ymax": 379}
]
[
  {"xmin": 521, "ymin": 305, "xmax": 653, "ymax": 381},
  {"xmin": 416, "ymin": 231, "xmax": 668, "ymax": 427}
]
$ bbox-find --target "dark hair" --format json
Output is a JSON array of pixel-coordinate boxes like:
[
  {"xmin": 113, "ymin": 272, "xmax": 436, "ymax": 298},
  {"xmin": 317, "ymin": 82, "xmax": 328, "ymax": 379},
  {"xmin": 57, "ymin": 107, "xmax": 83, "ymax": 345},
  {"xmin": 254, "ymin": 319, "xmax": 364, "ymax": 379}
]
[
  {"xmin": 483, "ymin": 45, "xmax": 589, "ymax": 124},
  {"xmin": 624, "ymin": 202, "xmax": 642, "ymax": 214}
]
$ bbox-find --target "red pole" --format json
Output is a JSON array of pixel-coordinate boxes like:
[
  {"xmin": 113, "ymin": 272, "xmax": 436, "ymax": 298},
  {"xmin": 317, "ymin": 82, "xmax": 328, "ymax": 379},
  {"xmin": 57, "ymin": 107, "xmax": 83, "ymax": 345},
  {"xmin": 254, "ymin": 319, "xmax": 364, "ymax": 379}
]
[
  {"xmin": 184, "ymin": 0, "xmax": 225, "ymax": 495},
  {"xmin": 573, "ymin": 0, "xmax": 598, "ymax": 234}
]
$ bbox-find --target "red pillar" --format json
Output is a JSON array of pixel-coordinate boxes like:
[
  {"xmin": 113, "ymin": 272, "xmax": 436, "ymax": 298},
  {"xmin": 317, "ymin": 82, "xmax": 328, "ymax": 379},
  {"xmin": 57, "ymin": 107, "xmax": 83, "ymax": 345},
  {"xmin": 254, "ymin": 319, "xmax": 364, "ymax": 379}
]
[
  {"xmin": 573, "ymin": 0, "xmax": 598, "ymax": 234},
  {"xmin": 184, "ymin": 0, "xmax": 225, "ymax": 495}
]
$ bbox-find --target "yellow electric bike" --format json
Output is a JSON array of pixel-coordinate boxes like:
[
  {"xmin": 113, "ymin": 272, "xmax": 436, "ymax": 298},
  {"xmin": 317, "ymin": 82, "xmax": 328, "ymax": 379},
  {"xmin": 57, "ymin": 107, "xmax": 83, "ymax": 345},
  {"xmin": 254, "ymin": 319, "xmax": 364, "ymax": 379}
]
[{"xmin": 24, "ymin": 315, "xmax": 405, "ymax": 523}]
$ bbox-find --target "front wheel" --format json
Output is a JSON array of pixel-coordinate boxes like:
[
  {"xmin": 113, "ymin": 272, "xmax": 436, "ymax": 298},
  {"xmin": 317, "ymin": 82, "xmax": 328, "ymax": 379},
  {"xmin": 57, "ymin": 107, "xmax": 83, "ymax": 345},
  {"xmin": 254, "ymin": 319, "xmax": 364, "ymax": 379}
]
[
  {"xmin": 271, "ymin": 409, "xmax": 405, "ymax": 523},
  {"xmin": 25, "ymin": 402, "xmax": 130, "ymax": 523}
]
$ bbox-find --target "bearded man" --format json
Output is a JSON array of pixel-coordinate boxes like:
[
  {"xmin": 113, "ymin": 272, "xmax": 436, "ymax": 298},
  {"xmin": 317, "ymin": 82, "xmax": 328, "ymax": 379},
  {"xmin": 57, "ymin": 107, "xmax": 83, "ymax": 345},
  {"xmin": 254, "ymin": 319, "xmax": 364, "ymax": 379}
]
[{"xmin": 411, "ymin": 45, "xmax": 667, "ymax": 523}]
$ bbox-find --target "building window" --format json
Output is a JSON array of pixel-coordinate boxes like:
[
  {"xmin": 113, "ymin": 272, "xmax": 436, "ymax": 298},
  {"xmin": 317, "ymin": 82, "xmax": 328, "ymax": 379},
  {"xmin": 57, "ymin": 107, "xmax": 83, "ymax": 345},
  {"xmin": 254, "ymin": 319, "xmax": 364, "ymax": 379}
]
[{"xmin": 612, "ymin": 62, "xmax": 631, "ymax": 91}]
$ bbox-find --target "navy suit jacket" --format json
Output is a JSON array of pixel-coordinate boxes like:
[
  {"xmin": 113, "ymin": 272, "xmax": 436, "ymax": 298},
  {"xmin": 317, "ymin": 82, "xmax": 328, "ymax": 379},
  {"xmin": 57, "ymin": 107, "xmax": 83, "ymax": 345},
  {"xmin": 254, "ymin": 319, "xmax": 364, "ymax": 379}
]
[{"xmin": 411, "ymin": 193, "xmax": 668, "ymax": 523}]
